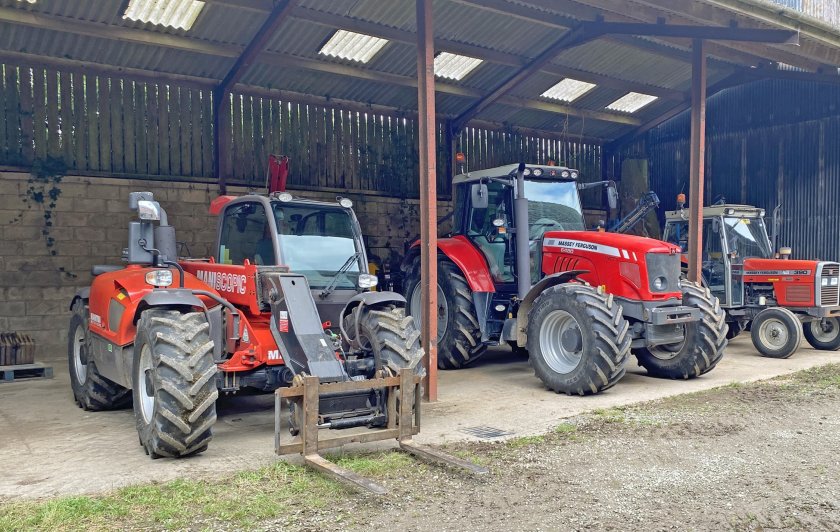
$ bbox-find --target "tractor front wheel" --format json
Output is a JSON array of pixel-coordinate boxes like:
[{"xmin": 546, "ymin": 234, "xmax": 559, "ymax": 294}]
[
  {"xmin": 803, "ymin": 317, "xmax": 840, "ymax": 351},
  {"xmin": 751, "ymin": 307, "xmax": 802, "ymax": 359},
  {"xmin": 526, "ymin": 284, "xmax": 630, "ymax": 395},
  {"xmin": 344, "ymin": 304, "xmax": 425, "ymax": 377},
  {"xmin": 635, "ymin": 281, "xmax": 728, "ymax": 379},
  {"xmin": 68, "ymin": 299, "xmax": 131, "ymax": 411},
  {"xmin": 405, "ymin": 258, "xmax": 484, "ymax": 369},
  {"xmin": 133, "ymin": 309, "xmax": 218, "ymax": 458}
]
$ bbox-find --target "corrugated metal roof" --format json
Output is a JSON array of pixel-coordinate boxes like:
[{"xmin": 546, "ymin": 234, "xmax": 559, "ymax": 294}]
[{"xmin": 0, "ymin": 0, "xmax": 838, "ymax": 141}]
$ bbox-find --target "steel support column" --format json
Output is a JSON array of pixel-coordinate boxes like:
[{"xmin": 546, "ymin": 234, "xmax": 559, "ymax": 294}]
[
  {"xmin": 416, "ymin": 0, "xmax": 438, "ymax": 401},
  {"xmin": 687, "ymin": 39, "xmax": 707, "ymax": 283}
]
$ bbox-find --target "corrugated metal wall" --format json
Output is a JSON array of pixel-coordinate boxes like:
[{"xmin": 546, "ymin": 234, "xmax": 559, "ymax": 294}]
[
  {"xmin": 770, "ymin": 0, "xmax": 840, "ymax": 28},
  {"xmin": 625, "ymin": 78, "xmax": 840, "ymax": 261}
]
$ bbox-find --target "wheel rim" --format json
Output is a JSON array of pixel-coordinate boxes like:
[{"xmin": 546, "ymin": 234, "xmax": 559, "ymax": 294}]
[
  {"xmin": 137, "ymin": 344, "xmax": 155, "ymax": 425},
  {"xmin": 72, "ymin": 325, "xmax": 88, "ymax": 384},
  {"xmin": 645, "ymin": 325, "xmax": 686, "ymax": 361},
  {"xmin": 538, "ymin": 310, "xmax": 583, "ymax": 374},
  {"xmin": 410, "ymin": 282, "xmax": 448, "ymax": 343},
  {"xmin": 758, "ymin": 318, "xmax": 789, "ymax": 351},
  {"xmin": 810, "ymin": 319, "xmax": 840, "ymax": 342}
]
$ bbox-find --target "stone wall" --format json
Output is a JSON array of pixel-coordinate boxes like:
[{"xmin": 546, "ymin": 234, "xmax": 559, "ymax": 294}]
[{"xmin": 0, "ymin": 171, "xmax": 452, "ymax": 362}]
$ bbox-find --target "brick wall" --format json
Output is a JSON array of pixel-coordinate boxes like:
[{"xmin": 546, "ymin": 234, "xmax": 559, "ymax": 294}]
[{"xmin": 0, "ymin": 170, "xmax": 452, "ymax": 362}]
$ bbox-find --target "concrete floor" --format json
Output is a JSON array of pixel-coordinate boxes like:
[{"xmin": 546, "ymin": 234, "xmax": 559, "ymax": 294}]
[{"xmin": 1, "ymin": 336, "xmax": 837, "ymax": 499}]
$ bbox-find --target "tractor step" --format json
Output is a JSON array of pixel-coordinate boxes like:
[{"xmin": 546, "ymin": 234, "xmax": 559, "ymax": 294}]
[
  {"xmin": 275, "ymin": 369, "xmax": 488, "ymax": 494},
  {"xmin": 0, "ymin": 363, "xmax": 53, "ymax": 383}
]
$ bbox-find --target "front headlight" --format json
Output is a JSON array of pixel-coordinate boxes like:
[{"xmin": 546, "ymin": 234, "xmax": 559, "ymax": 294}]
[
  {"xmin": 822, "ymin": 277, "xmax": 830, "ymax": 286},
  {"xmin": 653, "ymin": 276, "xmax": 667, "ymax": 291},
  {"xmin": 831, "ymin": 277, "xmax": 839, "ymax": 286},
  {"xmin": 358, "ymin": 274, "xmax": 378, "ymax": 289},
  {"xmin": 145, "ymin": 269, "xmax": 173, "ymax": 287}
]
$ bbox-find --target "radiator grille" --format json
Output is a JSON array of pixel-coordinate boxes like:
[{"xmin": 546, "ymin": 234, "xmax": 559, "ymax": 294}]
[
  {"xmin": 820, "ymin": 263, "xmax": 840, "ymax": 306},
  {"xmin": 786, "ymin": 285, "xmax": 812, "ymax": 303}
]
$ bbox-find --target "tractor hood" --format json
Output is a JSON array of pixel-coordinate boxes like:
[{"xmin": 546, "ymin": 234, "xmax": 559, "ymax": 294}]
[
  {"xmin": 742, "ymin": 258, "xmax": 818, "ymax": 277},
  {"xmin": 543, "ymin": 230, "xmax": 679, "ymax": 257}
]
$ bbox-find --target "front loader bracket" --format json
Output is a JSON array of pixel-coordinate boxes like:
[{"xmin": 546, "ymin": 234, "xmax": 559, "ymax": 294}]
[{"xmin": 275, "ymin": 369, "xmax": 488, "ymax": 494}]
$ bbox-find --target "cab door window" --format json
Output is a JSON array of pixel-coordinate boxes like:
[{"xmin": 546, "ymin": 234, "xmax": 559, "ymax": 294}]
[
  {"xmin": 218, "ymin": 203, "xmax": 275, "ymax": 265},
  {"xmin": 467, "ymin": 181, "xmax": 513, "ymax": 283}
]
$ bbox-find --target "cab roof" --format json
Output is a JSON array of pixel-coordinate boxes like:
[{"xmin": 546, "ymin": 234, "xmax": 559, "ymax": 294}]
[
  {"xmin": 452, "ymin": 164, "xmax": 579, "ymax": 185},
  {"xmin": 665, "ymin": 204, "xmax": 765, "ymax": 221}
]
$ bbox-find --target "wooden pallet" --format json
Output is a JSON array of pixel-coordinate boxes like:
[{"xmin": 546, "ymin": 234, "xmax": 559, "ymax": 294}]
[{"xmin": 0, "ymin": 363, "xmax": 54, "ymax": 383}]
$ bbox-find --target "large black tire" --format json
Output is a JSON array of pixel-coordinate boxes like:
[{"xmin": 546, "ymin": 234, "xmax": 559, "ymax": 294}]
[
  {"xmin": 635, "ymin": 281, "xmax": 728, "ymax": 379},
  {"xmin": 751, "ymin": 307, "xmax": 802, "ymax": 359},
  {"xmin": 68, "ymin": 299, "xmax": 131, "ymax": 411},
  {"xmin": 133, "ymin": 310, "xmax": 218, "ymax": 458},
  {"xmin": 803, "ymin": 317, "xmax": 840, "ymax": 351},
  {"xmin": 726, "ymin": 320, "xmax": 745, "ymax": 340},
  {"xmin": 526, "ymin": 284, "xmax": 630, "ymax": 395},
  {"xmin": 404, "ymin": 258, "xmax": 484, "ymax": 369},
  {"xmin": 344, "ymin": 304, "xmax": 425, "ymax": 377}
]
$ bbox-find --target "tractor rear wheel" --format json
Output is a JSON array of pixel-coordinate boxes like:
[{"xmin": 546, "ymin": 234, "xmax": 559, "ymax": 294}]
[
  {"xmin": 803, "ymin": 317, "xmax": 840, "ymax": 351},
  {"xmin": 344, "ymin": 304, "xmax": 425, "ymax": 377},
  {"xmin": 68, "ymin": 299, "xmax": 131, "ymax": 411},
  {"xmin": 526, "ymin": 284, "xmax": 630, "ymax": 395},
  {"xmin": 751, "ymin": 307, "xmax": 802, "ymax": 359},
  {"xmin": 635, "ymin": 281, "xmax": 728, "ymax": 379},
  {"xmin": 405, "ymin": 258, "xmax": 484, "ymax": 369},
  {"xmin": 133, "ymin": 309, "xmax": 218, "ymax": 458}
]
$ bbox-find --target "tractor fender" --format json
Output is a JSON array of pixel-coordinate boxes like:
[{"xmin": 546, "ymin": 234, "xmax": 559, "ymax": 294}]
[
  {"xmin": 69, "ymin": 287, "xmax": 91, "ymax": 310},
  {"xmin": 403, "ymin": 236, "xmax": 495, "ymax": 292},
  {"xmin": 339, "ymin": 291, "xmax": 407, "ymax": 344},
  {"xmin": 135, "ymin": 289, "xmax": 206, "ymax": 321},
  {"xmin": 515, "ymin": 270, "xmax": 588, "ymax": 346}
]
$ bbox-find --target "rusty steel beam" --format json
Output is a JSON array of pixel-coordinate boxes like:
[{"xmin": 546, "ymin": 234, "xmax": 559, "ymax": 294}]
[
  {"xmin": 687, "ymin": 39, "xmax": 707, "ymax": 284},
  {"xmin": 416, "ymin": 0, "xmax": 438, "ymax": 402}
]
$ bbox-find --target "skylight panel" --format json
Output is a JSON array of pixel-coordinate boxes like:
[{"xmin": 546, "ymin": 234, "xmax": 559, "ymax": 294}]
[
  {"xmin": 123, "ymin": 0, "xmax": 206, "ymax": 31},
  {"xmin": 434, "ymin": 52, "xmax": 483, "ymax": 81},
  {"xmin": 541, "ymin": 78, "xmax": 596, "ymax": 103},
  {"xmin": 606, "ymin": 92, "xmax": 658, "ymax": 113},
  {"xmin": 16, "ymin": 0, "xmax": 37, "ymax": 3},
  {"xmin": 319, "ymin": 30, "xmax": 389, "ymax": 64}
]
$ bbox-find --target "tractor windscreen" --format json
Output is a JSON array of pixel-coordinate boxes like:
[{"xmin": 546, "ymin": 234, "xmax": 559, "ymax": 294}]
[
  {"xmin": 723, "ymin": 217, "xmax": 772, "ymax": 259},
  {"xmin": 271, "ymin": 204, "xmax": 361, "ymax": 289},
  {"xmin": 523, "ymin": 180, "xmax": 586, "ymax": 239}
]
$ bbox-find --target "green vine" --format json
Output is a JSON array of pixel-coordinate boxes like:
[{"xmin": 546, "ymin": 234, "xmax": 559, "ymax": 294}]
[{"xmin": 12, "ymin": 157, "xmax": 75, "ymax": 278}]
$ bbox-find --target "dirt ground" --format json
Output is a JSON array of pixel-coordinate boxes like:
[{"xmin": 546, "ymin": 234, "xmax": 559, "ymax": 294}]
[{"xmin": 280, "ymin": 365, "xmax": 840, "ymax": 532}]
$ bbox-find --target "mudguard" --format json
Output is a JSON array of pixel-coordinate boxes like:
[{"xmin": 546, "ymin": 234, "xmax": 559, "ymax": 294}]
[
  {"xmin": 339, "ymin": 291, "xmax": 407, "ymax": 345},
  {"xmin": 404, "ymin": 235, "xmax": 496, "ymax": 292},
  {"xmin": 515, "ymin": 270, "xmax": 588, "ymax": 346},
  {"xmin": 69, "ymin": 287, "xmax": 91, "ymax": 310},
  {"xmin": 138, "ymin": 289, "xmax": 206, "ymax": 313}
]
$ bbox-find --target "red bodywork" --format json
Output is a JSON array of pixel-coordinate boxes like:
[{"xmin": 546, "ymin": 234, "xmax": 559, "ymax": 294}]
[
  {"xmin": 543, "ymin": 231, "xmax": 682, "ymax": 301},
  {"xmin": 742, "ymin": 258, "xmax": 819, "ymax": 307},
  {"xmin": 414, "ymin": 235, "xmax": 496, "ymax": 292},
  {"xmin": 88, "ymin": 260, "xmax": 285, "ymax": 375}
]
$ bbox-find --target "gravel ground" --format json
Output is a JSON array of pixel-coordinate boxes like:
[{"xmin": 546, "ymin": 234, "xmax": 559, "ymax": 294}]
[{"xmin": 271, "ymin": 364, "xmax": 840, "ymax": 531}]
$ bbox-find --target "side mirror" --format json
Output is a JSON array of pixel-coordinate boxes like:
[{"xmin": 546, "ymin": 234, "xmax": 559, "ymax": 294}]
[
  {"xmin": 712, "ymin": 218, "xmax": 720, "ymax": 233},
  {"xmin": 471, "ymin": 183, "xmax": 489, "ymax": 209},
  {"xmin": 137, "ymin": 200, "xmax": 161, "ymax": 221},
  {"xmin": 606, "ymin": 184, "xmax": 618, "ymax": 210}
]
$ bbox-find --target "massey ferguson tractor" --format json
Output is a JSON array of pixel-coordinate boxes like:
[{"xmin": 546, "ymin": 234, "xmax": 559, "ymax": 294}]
[
  {"xmin": 68, "ymin": 191, "xmax": 423, "ymax": 458},
  {"xmin": 664, "ymin": 202, "xmax": 840, "ymax": 358},
  {"xmin": 403, "ymin": 163, "xmax": 728, "ymax": 395}
]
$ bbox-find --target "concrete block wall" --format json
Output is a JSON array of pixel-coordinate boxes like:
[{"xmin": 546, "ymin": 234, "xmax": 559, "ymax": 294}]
[{"xmin": 0, "ymin": 170, "xmax": 452, "ymax": 362}]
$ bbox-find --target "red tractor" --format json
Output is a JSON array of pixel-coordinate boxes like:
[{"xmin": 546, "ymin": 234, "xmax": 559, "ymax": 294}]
[
  {"xmin": 68, "ymin": 191, "xmax": 423, "ymax": 458},
  {"xmin": 664, "ymin": 202, "xmax": 840, "ymax": 358},
  {"xmin": 403, "ymin": 163, "xmax": 728, "ymax": 395}
]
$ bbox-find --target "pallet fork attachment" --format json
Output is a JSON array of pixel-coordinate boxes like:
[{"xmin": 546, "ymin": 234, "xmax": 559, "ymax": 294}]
[{"xmin": 275, "ymin": 369, "xmax": 488, "ymax": 494}]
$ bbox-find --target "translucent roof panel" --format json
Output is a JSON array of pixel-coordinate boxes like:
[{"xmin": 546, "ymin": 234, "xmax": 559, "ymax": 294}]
[
  {"xmin": 606, "ymin": 92, "xmax": 659, "ymax": 113},
  {"xmin": 434, "ymin": 52, "xmax": 483, "ymax": 81},
  {"xmin": 541, "ymin": 78, "xmax": 597, "ymax": 103},
  {"xmin": 319, "ymin": 30, "xmax": 389, "ymax": 64},
  {"xmin": 123, "ymin": 0, "xmax": 206, "ymax": 31}
]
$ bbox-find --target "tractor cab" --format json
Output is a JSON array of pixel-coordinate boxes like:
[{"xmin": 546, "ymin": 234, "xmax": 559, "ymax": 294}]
[
  {"xmin": 453, "ymin": 164, "xmax": 586, "ymax": 286},
  {"xmin": 663, "ymin": 204, "xmax": 772, "ymax": 307},
  {"xmin": 213, "ymin": 193, "xmax": 377, "ymax": 326}
]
